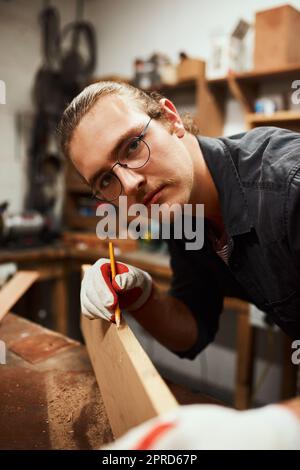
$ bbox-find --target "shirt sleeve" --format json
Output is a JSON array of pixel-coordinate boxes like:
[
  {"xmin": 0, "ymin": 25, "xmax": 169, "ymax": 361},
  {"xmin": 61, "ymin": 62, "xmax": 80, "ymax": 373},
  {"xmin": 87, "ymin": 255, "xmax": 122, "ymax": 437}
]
[{"xmin": 166, "ymin": 238, "xmax": 224, "ymax": 359}]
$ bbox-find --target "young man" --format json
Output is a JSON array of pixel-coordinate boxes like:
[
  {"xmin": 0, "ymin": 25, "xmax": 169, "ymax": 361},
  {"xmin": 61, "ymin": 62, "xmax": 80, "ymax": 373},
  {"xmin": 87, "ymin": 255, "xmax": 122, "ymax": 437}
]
[
  {"xmin": 59, "ymin": 80, "xmax": 300, "ymax": 449},
  {"xmin": 59, "ymin": 80, "xmax": 300, "ymax": 359}
]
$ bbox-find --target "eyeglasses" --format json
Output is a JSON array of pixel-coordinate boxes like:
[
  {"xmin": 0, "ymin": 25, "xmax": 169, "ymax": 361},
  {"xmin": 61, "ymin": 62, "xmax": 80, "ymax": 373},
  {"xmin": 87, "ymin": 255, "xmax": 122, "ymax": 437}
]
[{"xmin": 92, "ymin": 118, "xmax": 152, "ymax": 202}]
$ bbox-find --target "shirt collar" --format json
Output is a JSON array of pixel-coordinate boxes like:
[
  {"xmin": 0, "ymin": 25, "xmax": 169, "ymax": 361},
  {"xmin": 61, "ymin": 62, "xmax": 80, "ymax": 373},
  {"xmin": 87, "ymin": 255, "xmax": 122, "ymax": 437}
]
[{"xmin": 197, "ymin": 136, "xmax": 252, "ymax": 237}]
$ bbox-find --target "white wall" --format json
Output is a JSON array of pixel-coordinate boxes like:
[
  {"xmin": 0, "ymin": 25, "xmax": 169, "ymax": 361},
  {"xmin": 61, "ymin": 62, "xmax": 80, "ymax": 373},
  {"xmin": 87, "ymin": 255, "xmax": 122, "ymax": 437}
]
[
  {"xmin": 90, "ymin": 0, "xmax": 300, "ymax": 76},
  {"xmin": 89, "ymin": 0, "xmax": 300, "ymax": 136}
]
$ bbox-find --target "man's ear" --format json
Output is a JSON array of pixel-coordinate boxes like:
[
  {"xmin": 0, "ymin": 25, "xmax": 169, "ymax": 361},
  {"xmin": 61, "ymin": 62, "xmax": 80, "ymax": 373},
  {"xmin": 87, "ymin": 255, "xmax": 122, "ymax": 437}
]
[{"xmin": 159, "ymin": 98, "xmax": 185, "ymax": 138}]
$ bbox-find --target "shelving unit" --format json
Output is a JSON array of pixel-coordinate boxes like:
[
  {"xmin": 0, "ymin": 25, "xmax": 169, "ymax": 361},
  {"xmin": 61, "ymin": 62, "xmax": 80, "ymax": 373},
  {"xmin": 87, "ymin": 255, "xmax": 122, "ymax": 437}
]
[
  {"xmin": 206, "ymin": 63, "xmax": 300, "ymax": 132},
  {"xmin": 246, "ymin": 110, "xmax": 300, "ymax": 131},
  {"xmin": 208, "ymin": 62, "xmax": 300, "ymax": 84},
  {"xmin": 64, "ymin": 63, "xmax": 300, "ymax": 231}
]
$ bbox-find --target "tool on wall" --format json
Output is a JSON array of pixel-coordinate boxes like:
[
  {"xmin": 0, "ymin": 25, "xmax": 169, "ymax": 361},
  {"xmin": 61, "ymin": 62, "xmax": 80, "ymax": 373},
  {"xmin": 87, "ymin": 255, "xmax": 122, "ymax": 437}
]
[
  {"xmin": 0, "ymin": 201, "xmax": 54, "ymax": 248},
  {"xmin": 60, "ymin": 0, "xmax": 96, "ymax": 101},
  {"xmin": 25, "ymin": 0, "xmax": 97, "ymax": 237}
]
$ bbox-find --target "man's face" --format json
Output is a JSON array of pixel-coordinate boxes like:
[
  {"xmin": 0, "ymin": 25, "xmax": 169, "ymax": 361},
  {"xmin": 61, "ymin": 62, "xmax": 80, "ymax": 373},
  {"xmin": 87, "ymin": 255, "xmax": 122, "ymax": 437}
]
[{"xmin": 69, "ymin": 94, "xmax": 194, "ymax": 214}]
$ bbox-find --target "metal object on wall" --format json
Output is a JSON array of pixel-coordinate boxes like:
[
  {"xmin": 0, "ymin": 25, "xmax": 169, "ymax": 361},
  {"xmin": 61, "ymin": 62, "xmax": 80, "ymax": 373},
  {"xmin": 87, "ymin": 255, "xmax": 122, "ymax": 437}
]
[
  {"xmin": 0, "ymin": 202, "xmax": 56, "ymax": 248},
  {"xmin": 26, "ymin": 0, "xmax": 97, "ymax": 234}
]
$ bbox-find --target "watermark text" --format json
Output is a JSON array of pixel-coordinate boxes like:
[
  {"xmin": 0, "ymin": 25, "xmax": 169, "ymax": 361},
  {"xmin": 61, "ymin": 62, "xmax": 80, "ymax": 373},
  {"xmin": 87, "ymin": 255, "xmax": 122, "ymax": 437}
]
[
  {"xmin": 291, "ymin": 339, "xmax": 300, "ymax": 365},
  {"xmin": 95, "ymin": 196, "xmax": 205, "ymax": 250},
  {"xmin": 291, "ymin": 80, "xmax": 300, "ymax": 105}
]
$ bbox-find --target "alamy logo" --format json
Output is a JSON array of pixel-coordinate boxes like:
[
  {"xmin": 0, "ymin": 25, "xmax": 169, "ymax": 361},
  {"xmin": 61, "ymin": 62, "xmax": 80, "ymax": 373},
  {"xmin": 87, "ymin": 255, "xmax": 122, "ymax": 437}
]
[
  {"xmin": 291, "ymin": 339, "xmax": 300, "ymax": 365},
  {"xmin": 0, "ymin": 80, "xmax": 6, "ymax": 104},
  {"xmin": 0, "ymin": 340, "xmax": 6, "ymax": 365},
  {"xmin": 291, "ymin": 80, "xmax": 300, "ymax": 105},
  {"xmin": 96, "ymin": 196, "xmax": 205, "ymax": 250}
]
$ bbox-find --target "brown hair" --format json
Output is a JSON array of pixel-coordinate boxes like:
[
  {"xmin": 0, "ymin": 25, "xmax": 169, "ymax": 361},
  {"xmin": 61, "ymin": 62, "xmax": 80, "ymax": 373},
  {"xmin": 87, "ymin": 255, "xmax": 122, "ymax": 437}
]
[{"xmin": 58, "ymin": 80, "xmax": 199, "ymax": 159}]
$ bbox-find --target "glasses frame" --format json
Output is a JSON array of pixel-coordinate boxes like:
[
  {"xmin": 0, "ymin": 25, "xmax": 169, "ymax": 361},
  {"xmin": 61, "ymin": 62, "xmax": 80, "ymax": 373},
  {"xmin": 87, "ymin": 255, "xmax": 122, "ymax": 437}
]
[{"xmin": 92, "ymin": 117, "xmax": 152, "ymax": 202}]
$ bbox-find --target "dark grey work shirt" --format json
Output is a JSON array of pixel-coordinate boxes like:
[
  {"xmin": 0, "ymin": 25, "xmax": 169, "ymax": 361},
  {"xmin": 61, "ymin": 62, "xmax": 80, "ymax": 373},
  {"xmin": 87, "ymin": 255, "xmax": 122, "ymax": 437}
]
[{"xmin": 167, "ymin": 127, "xmax": 300, "ymax": 359}]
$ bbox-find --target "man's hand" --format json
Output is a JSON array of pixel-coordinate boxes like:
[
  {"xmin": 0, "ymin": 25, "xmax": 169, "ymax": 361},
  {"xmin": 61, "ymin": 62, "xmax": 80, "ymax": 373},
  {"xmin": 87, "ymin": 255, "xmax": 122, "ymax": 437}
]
[{"xmin": 80, "ymin": 258, "xmax": 153, "ymax": 322}]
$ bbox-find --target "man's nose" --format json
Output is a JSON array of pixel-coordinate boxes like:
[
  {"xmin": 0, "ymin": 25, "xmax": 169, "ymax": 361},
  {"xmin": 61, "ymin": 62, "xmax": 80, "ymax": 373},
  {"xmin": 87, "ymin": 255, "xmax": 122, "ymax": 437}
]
[{"xmin": 114, "ymin": 165, "xmax": 146, "ymax": 197}]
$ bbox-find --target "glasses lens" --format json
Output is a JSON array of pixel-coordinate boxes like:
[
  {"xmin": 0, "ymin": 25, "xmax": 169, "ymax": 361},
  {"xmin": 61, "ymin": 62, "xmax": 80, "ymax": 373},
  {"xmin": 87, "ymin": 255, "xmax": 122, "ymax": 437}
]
[
  {"xmin": 118, "ymin": 138, "xmax": 150, "ymax": 169},
  {"xmin": 94, "ymin": 171, "xmax": 122, "ymax": 201}
]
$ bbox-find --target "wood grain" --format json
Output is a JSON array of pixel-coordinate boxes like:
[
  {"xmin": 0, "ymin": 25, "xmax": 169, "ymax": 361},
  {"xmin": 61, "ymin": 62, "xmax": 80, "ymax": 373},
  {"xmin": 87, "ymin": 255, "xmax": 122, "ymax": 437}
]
[{"xmin": 81, "ymin": 266, "xmax": 178, "ymax": 438}]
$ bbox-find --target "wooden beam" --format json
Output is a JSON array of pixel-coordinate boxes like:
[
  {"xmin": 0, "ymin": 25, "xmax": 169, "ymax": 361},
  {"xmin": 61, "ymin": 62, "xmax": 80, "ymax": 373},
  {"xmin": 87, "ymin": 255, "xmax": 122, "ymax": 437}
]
[
  {"xmin": 227, "ymin": 75, "xmax": 255, "ymax": 114},
  {"xmin": 81, "ymin": 316, "xmax": 178, "ymax": 438},
  {"xmin": 0, "ymin": 271, "xmax": 39, "ymax": 322},
  {"xmin": 81, "ymin": 267, "xmax": 178, "ymax": 438}
]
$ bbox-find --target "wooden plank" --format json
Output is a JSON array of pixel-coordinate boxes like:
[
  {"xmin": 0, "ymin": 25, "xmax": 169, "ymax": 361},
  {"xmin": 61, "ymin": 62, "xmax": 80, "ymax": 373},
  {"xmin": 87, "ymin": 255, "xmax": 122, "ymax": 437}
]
[
  {"xmin": 246, "ymin": 111, "xmax": 300, "ymax": 124},
  {"xmin": 81, "ymin": 316, "xmax": 178, "ymax": 438},
  {"xmin": 81, "ymin": 267, "xmax": 178, "ymax": 438},
  {"xmin": 0, "ymin": 271, "xmax": 39, "ymax": 322},
  {"xmin": 227, "ymin": 75, "xmax": 254, "ymax": 114},
  {"xmin": 198, "ymin": 71, "xmax": 226, "ymax": 137},
  {"xmin": 207, "ymin": 62, "xmax": 300, "ymax": 85},
  {"xmin": 0, "ymin": 246, "xmax": 66, "ymax": 263}
]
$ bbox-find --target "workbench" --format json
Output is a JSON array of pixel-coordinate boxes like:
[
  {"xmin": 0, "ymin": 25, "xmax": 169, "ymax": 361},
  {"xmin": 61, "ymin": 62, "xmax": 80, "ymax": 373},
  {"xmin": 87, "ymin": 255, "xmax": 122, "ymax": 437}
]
[
  {"xmin": 0, "ymin": 313, "xmax": 113, "ymax": 449},
  {"xmin": 0, "ymin": 245, "xmax": 68, "ymax": 334},
  {"xmin": 0, "ymin": 313, "xmax": 222, "ymax": 450},
  {"xmin": 0, "ymin": 239, "xmax": 298, "ymax": 411}
]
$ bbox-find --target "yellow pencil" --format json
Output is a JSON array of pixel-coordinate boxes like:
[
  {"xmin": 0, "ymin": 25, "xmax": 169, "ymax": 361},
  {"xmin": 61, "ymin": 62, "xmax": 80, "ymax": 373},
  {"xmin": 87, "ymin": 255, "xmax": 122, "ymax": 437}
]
[{"xmin": 108, "ymin": 241, "xmax": 121, "ymax": 328}]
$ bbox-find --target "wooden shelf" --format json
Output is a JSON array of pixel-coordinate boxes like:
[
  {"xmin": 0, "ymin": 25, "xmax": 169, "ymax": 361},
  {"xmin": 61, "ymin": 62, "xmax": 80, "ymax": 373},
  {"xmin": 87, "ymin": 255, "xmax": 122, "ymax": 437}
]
[
  {"xmin": 236, "ymin": 63, "xmax": 300, "ymax": 82},
  {"xmin": 206, "ymin": 76, "xmax": 228, "ymax": 86},
  {"xmin": 142, "ymin": 79, "xmax": 197, "ymax": 94},
  {"xmin": 207, "ymin": 63, "xmax": 300, "ymax": 86},
  {"xmin": 205, "ymin": 64, "xmax": 300, "ymax": 133},
  {"xmin": 247, "ymin": 110, "xmax": 300, "ymax": 123}
]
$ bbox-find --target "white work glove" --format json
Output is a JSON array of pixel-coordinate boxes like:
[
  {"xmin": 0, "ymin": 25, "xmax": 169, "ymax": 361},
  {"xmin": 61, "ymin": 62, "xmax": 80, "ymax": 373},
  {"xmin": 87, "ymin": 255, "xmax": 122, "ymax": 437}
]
[
  {"xmin": 81, "ymin": 258, "xmax": 153, "ymax": 322},
  {"xmin": 103, "ymin": 404, "xmax": 300, "ymax": 450}
]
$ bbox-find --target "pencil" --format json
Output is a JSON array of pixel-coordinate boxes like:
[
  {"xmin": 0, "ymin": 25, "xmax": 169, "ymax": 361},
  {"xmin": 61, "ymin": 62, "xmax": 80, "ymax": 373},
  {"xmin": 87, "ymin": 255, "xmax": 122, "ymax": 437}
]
[{"xmin": 108, "ymin": 241, "xmax": 121, "ymax": 328}]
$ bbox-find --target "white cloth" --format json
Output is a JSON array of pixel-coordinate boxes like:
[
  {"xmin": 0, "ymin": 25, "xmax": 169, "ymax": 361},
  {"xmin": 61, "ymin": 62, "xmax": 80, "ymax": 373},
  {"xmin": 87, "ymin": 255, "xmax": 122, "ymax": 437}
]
[{"xmin": 104, "ymin": 404, "xmax": 300, "ymax": 450}]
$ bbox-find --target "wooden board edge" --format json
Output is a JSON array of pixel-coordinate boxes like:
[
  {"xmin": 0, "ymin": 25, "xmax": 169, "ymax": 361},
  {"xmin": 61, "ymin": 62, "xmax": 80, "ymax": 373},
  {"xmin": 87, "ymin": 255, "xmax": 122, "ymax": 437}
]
[
  {"xmin": 81, "ymin": 264, "xmax": 178, "ymax": 438},
  {"xmin": 0, "ymin": 270, "xmax": 40, "ymax": 322}
]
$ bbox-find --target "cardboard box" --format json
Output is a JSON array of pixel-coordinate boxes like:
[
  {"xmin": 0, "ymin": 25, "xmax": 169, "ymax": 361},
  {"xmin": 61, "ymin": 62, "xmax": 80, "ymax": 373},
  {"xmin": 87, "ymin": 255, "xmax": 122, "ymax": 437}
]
[
  {"xmin": 254, "ymin": 4, "xmax": 300, "ymax": 70},
  {"xmin": 177, "ymin": 59, "xmax": 204, "ymax": 82}
]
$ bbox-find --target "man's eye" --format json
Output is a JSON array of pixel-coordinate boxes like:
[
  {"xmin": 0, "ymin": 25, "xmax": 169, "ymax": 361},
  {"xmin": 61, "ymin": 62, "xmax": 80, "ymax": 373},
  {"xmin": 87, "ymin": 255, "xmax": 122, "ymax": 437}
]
[
  {"xmin": 127, "ymin": 138, "xmax": 141, "ymax": 154},
  {"xmin": 99, "ymin": 172, "xmax": 113, "ymax": 190}
]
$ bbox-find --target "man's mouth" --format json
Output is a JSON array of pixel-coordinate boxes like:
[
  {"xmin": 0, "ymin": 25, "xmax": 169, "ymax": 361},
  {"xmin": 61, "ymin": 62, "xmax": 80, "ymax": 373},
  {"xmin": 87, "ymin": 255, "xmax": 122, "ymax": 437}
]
[{"xmin": 143, "ymin": 185, "xmax": 167, "ymax": 207}]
